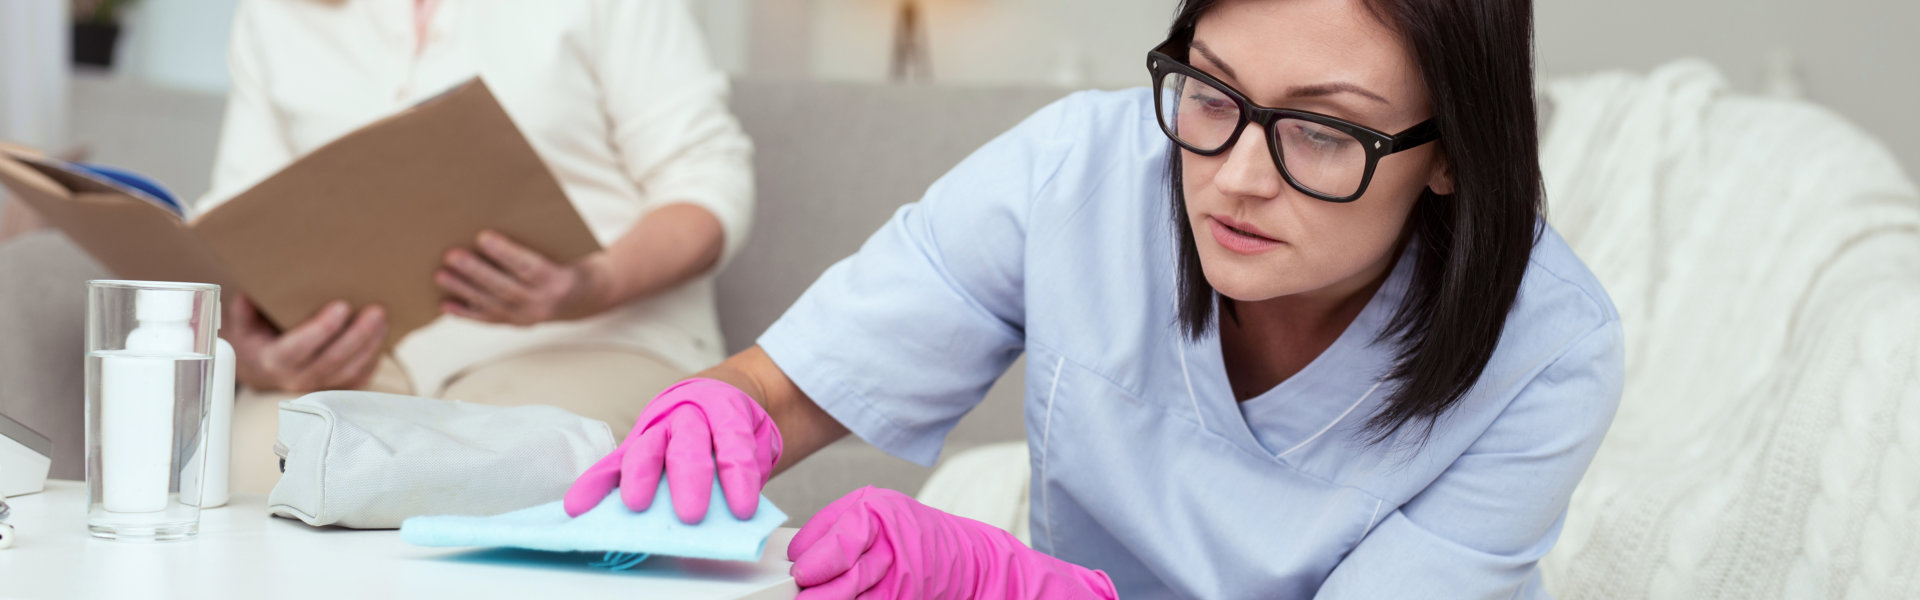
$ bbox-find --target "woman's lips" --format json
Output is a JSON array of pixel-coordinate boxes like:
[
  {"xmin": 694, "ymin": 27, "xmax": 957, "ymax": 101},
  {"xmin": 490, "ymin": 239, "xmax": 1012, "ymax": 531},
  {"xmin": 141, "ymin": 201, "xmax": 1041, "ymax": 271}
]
[{"xmin": 1207, "ymin": 216, "xmax": 1283, "ymax": 255}]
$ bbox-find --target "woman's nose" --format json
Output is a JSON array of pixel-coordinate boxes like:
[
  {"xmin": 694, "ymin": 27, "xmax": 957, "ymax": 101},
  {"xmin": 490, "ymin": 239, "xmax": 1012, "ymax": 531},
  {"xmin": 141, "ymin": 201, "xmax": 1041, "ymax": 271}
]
[{"xmin": 1212, "ymin": 125, "xmax": 1284, "ymax": 200}]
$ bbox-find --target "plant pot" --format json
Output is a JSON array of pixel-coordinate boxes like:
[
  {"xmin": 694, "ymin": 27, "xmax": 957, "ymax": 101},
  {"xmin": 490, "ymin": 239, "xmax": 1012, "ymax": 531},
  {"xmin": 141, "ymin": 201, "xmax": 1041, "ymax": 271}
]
[{"xmin": 72, "ymin": 22, "xmax": 121, "ymax": 68}]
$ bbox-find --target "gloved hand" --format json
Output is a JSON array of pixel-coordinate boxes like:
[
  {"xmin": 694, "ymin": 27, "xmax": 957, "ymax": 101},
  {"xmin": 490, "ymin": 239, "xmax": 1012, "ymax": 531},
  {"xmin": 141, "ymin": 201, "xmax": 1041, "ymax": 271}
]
[
  {"xmin": 788, "ymin": 486, "xmax": 1119, "ymax": 600},
  {"xmin": 563, "ymin": 378, "xmax": 783, "ymax": 524}
]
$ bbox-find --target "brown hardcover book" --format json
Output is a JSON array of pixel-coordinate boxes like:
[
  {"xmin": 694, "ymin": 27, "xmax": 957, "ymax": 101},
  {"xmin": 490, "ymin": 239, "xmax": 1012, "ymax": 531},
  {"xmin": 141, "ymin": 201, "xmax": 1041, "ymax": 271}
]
[{"xmin": 0, "ymin": 78, "xmax": 601, "ymax": 347}]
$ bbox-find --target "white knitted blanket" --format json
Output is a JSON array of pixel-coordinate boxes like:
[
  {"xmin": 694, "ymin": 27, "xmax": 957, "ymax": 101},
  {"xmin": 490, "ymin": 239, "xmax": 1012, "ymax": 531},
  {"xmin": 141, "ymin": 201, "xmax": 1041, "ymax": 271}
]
[{"xmin": 1537, "ymin": 60, "xmax": 1920, "ymax": 598}]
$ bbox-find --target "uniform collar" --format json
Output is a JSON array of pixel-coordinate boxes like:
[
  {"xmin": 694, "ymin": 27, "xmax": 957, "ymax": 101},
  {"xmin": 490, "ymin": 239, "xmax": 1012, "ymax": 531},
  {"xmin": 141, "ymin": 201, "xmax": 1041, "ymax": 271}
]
[{"xmin": 1178, "ymin": 239, "xmax": 1418, "ymax": 464}]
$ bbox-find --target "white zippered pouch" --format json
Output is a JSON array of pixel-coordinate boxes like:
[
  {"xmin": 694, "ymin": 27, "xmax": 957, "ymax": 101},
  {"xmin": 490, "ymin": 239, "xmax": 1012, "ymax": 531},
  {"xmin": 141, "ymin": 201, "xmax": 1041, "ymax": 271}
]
[{"xmin": 268, "ymin": 391, "xmax": 614, "ymax": 529}]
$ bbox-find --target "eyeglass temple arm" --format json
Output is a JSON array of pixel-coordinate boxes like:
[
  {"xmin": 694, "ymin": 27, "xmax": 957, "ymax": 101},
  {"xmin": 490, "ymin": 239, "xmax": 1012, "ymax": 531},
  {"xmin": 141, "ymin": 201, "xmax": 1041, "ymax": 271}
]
[{"xmin": 1384, "ymin": 120, "xmax": 1441, "ymax": 153}]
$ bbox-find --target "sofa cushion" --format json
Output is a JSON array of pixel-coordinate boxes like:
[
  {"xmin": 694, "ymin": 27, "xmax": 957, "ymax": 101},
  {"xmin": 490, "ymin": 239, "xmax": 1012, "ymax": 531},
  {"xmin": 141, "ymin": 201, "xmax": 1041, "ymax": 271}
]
[{"xmin": 0, "ymin": 232, "xmax": 109, "ymax": 479}]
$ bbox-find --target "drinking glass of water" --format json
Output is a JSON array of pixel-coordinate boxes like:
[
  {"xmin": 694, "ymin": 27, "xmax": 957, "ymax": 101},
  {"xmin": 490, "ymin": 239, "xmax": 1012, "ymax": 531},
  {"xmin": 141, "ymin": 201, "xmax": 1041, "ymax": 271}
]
[{"xmin": 84, "ymin": 280, "xmax": 219, "ymax": 541}]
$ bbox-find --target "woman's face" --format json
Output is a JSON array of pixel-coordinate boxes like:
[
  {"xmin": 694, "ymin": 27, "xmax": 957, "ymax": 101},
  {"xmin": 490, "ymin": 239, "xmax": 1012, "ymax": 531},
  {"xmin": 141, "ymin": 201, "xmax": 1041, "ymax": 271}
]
[{"xmin": 1182, "ymin": 0, "xmax": 1452, "ymax": 304}]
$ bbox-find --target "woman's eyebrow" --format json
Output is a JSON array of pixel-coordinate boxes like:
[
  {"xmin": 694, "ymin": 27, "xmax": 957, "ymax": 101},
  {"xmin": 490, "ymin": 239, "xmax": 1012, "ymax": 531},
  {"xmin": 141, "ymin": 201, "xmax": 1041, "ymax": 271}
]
[
  {"xmin": 1189, "ymin": 40, "xmax": 1391, "ymax": 106},
  {"xmin": 1189, "ymin": 40, "xmax": 1241, "ymax": 82},
  {"xmin": 1289, "ymin": 82, "xmax": 1390, "ymax": 105}
]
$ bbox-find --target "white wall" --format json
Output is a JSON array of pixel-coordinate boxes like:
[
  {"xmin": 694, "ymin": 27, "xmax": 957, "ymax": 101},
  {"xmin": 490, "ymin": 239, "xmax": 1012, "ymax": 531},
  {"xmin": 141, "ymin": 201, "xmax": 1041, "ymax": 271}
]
[
  {"xmin": 115, "ymin": 0, "xmax": 240, "ymax": 93},
  {"xmin": 1, "ymin": 0, "xmax": 70, "ymax": 149},
  {"xmin": 1534, "ymin": 0, "xmax": 1920, "ymax": 177},
  {"xmin": 48, "ymin": 0, "xmax": 1920, "ymax": 172},
  {"xmin": 747, "ymin": 0, "xmax": 815, "ymax": 79},
  {"xmin": 107, "ymin": 0, "xmax": 747, "ymax": 93},
  {"xmin": 689, "ymin": 0, "xmax": 751, "ymax": 75},
  {"xmin": 805, "ymin": 0, "xmax": 1177, "ymax": 87},
  {"xmin": 773, "ymin": 0, "xmax": 1920, "ymax": 173}
]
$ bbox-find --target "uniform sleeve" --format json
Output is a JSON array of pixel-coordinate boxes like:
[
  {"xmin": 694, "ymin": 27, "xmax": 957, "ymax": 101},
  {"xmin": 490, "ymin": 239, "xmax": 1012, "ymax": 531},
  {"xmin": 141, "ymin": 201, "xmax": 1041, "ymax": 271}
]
[
  {"xmin": 590, "ymin": 0, "xmax": 755, "ymax": 270},
  {"xmin": 1315, "ymin": 321, "xmax": 1626, "ymax": 599},
  {"xmin": 198, "ymin": 0, "xmax": 296, "ymax": 214},
  {"xmin": 756, "ymin": 96, "xmax": 1079, "ymax": 467}
]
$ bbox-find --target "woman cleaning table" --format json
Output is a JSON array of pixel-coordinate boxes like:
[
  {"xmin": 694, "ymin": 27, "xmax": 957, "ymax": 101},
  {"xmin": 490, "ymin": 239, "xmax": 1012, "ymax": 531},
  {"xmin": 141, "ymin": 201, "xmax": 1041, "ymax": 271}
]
[{"xmin": 568, "ymin": 0, "xmax": 1623, "ymax": 597}]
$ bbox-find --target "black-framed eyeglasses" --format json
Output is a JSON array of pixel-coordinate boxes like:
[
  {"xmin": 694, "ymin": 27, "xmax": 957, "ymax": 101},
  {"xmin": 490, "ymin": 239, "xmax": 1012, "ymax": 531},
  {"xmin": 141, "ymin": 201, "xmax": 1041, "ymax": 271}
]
[{"xmin": 1147, "ymin": 35, "xmax": 1440, "ymax": 202}]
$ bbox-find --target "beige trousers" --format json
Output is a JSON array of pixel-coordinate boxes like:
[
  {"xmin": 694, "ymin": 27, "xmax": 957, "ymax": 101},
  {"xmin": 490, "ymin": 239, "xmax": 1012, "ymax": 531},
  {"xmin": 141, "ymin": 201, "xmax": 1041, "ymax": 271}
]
[{"xmin": 230, "ymin": 347, "xmax": 688, "ymax": 495}]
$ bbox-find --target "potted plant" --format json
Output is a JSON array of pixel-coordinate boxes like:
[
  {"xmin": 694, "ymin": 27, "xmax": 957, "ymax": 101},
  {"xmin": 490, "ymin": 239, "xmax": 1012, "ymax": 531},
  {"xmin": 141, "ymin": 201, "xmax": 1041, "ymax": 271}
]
[{"xmin": 72, "ymin": 0, "xmax": 136, "ymax": 68}]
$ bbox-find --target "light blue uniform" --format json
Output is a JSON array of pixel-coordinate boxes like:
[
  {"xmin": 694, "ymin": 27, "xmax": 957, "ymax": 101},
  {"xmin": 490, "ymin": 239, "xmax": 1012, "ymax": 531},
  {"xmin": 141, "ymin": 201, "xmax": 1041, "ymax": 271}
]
[{"xmin": 759, "ymin": 89, "xmax": 1624, "ymax": 599}]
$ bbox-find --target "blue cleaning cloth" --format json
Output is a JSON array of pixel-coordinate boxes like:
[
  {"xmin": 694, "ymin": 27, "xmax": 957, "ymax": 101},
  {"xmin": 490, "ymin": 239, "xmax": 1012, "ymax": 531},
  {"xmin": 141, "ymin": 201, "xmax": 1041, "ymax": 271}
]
[{"xmin": 400, "ymin": 479, "xmax": 786, "ymax": 564}]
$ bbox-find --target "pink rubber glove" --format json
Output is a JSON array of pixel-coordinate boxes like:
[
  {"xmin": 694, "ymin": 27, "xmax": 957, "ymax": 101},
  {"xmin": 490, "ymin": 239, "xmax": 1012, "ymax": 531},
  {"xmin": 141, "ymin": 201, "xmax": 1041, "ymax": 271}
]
[
  {"xmin": 563, "ymin": 378, "xmax": 783, "ymax": 524},
  {"xmin": 788, "ymin": 486, "xmax": 1119, "ymax": 600}
]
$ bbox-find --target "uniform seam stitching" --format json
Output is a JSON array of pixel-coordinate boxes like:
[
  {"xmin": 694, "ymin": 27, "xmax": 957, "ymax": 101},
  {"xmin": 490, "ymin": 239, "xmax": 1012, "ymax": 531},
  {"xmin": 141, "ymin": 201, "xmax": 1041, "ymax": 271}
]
[{"xmin": 1042, "ymin": 354, "xmax": 1066, "ymax": 553}]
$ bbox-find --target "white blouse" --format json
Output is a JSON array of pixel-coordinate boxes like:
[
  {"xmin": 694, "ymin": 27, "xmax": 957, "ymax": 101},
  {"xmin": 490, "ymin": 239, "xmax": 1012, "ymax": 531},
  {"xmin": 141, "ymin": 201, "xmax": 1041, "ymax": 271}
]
[{"xmin": 201, "ymin": 0, "xmax": 754, "ymax": 393}]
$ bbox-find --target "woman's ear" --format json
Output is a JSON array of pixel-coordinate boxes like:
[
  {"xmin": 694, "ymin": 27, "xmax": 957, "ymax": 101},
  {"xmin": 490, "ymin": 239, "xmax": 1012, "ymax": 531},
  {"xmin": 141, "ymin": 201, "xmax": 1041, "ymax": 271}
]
[{"xmin": 1426, "ymin": 153, "xmax": 1455, "ymax": 196}]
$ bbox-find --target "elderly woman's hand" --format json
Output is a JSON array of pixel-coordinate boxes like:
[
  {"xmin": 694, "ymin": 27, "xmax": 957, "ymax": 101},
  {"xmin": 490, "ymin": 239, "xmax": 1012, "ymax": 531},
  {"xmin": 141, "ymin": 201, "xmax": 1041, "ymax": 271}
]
[
  {"xmin": 435, "ymin": 230, "xmax": 615, "ymax": 326},
  {"xmin": 224, "ymin": 294, "xmax": 386, "ymax": 394}
]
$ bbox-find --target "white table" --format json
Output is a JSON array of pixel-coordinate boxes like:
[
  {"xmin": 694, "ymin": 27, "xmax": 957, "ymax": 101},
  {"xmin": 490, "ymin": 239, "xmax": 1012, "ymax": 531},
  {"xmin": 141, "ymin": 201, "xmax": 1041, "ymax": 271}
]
[{"xmin": 0, "ymin": 481, "xmax": 798, "ymax": 600}]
